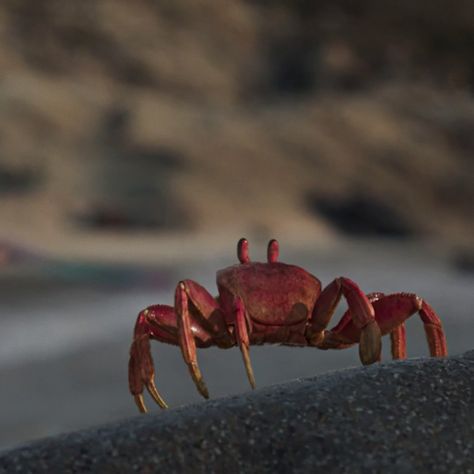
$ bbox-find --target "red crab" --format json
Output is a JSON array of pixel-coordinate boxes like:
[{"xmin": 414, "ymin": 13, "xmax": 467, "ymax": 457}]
[{"xmin": 129, "ymin": 238, "xmax": 447, "ymax": 412}]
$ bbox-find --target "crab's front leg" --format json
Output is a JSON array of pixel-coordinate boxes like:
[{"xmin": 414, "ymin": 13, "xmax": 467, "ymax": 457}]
[
  {"xmin": 175, "ymin": 280, "xmax": 235, "ymax": 398},
  {"xmin": 129, "ymin": 280, "xmax": 233, "ymax": 412},
  {"xmin": 175, "ymin": 282, "xmax": 210, "ymax": 399},
  {"xmin": 306, "ymin": 277, "xmax": 381, "ymax": 365},
  {"xmin": 129, "ymin": 303, "xmax": 215, "ymax": 412},
  {"xmin": 129, "ymin": 305, "xmax": 180, "ymax": 412}
]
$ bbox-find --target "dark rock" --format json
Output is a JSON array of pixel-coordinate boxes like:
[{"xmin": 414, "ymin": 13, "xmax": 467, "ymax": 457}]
[
  {"xmin": 0, "ymin": 165, "xmax": 41, "ymax": 195},
  {"xmin": 1, "ymin": 352, "xmax": 473, "ymax": 473},
  {"xmin": 306, "ymin": 192, "xmax": 414, "ymax": 238},
  {"xmin": 452, "ymin": 249, "xmax": 474, "ymax": 275}
]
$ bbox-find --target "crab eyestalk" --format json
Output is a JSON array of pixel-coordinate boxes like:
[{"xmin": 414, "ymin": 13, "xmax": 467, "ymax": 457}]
[
  {"xmin": 237, "ymin": 237, "xmax": 250, "ymax": 263},
  {"xmin": 267, "ymin": 239, "xmax": 279, "ymax": 263}
]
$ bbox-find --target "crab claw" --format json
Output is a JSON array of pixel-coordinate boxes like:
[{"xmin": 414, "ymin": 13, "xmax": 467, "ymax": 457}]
[
  {"xmin": 129, "ymin": 331, "xmax": 168, "ymax": 413},
  {"xmin": 359, "ymin": 320, "xmax": 382, "ymax": 365}
]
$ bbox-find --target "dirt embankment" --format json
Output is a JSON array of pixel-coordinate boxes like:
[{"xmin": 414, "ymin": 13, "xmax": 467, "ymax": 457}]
[{"xmin": 0, "ymin": 0, "xmax": 473, "ymax": 259}]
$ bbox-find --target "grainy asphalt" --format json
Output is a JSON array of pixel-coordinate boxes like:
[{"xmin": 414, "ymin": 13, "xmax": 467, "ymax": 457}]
[{"xmin": 1, "ymin": 351, "xmax": 473, "ymax": 474}]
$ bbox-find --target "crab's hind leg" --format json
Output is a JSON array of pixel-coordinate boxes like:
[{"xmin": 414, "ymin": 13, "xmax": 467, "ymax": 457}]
[
  {"xmin": 369, "ymin": 292, "xmax": 407, "ymax": 360},
  {"xmin": 318, "ymin": 317, "xmax": 408, "ymax": 360},
  {"xmin": 307, "ymin": 277, "xmax": 381, "ymax": 365},
  {"xmin": 419, "ymin": 300, "xmax": 448, "ymax": 356},
  {"xmin": 371, "ymin": 293, "xmax": 447, "ymax": 357},
  {"xmin": 390, "ymin": 323, "xmax": 407, "ymax": 359},
  {"xmin": 325, "ymin": 293, "xmax": 447, "ymax": 361}
]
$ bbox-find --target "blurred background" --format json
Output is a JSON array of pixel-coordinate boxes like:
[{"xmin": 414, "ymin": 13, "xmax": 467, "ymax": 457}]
[{"xmin": 0, "ymin": 0, "xmax": 473, "ymax": 451}]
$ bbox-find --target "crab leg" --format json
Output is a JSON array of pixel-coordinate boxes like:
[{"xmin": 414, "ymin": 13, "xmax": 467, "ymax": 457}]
[
  {"xmin": 130, "ymin": 278, "xmax": 234, "ymax": 411},
  {"xmin": 390, "ymin": 323, "xmax": 407, "ymax": 359},
  {"xmin": 234, "ymin": 296, "xmax": 256, "ymax": 389},
  {"xmin": 419, "ymin": 300, "xmax": 447, "ymax": 357},
  {"xmin": 319, "ymin": 293, "xmax": 447, "ymax": 359},
  {"xmin": 129, "ymin": 335, "xmax": 164, "ymax": 412},
  {"xmin": 173, "ymin": 279, "xmax": 234, "ymax": 399},
  {"xmin": 175, "ymin": 282, "xmax": 210, "ymax": 399},
  {"xmin": 370, "ymin": 294, "xmax": 447, "ymax": 357},
  {"xmin": 369, "ymin": 293, "xmax": 407, "ymax": 360},
  {"xmin": 129, "ymin": 301, "xmax": 216, "ymax": 412},
  {"xmin": 129, "ymin": 305, "xmax": 178, "ymax": 412},
  {"xmin": 307, "ymin": 277, "xmax": 381, "ymax": 365},
  {"xmin": 317, "ymin": 321, "xmax": 408, "ymax": 360}
]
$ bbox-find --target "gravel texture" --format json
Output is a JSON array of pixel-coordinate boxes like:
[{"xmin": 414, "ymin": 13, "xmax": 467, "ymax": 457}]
[{"xmin": 1, "ymin": 351, "xmax": 473, "ymax": 474}]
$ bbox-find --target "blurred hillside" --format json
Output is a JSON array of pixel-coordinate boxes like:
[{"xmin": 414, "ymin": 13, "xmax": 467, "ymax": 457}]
[{"xmin": 0, "ymin": 0, "xmax": 473, "ymax": 260}]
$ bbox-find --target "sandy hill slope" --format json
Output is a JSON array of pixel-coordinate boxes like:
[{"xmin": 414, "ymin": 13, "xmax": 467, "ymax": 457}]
[{"xmin": 0, "ymin": 0, "xmax": 473, "ymax": 260}]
